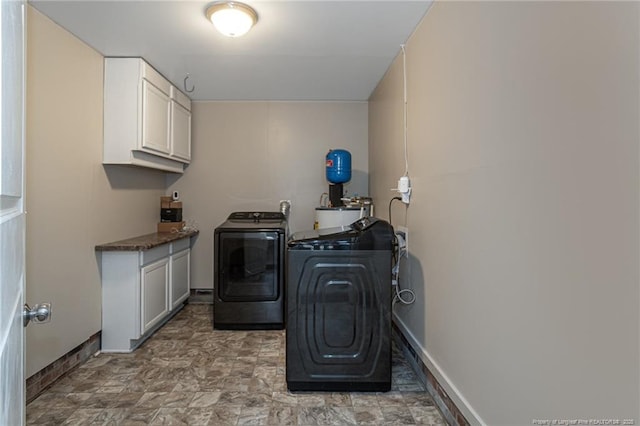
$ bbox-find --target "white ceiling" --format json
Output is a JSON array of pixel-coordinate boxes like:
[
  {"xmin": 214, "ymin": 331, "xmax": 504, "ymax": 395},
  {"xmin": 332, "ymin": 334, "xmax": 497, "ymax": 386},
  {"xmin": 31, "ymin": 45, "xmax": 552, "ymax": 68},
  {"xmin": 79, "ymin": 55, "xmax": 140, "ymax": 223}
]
[{"xmin": 30, "ymin": 0, "xmax": 432, "ymax": 101}]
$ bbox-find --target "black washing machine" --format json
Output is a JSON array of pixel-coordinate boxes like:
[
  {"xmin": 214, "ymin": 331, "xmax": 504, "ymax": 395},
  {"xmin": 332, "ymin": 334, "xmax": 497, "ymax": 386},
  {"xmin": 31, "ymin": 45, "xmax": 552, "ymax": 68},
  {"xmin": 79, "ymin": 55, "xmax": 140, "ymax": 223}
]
[
  {"xmin": 214, "ymin": 212, "xmax": 287, "ymax": 329},
  {"xmin": 286, "ymin": 217, "xmax": 394, "ymax": 391}
]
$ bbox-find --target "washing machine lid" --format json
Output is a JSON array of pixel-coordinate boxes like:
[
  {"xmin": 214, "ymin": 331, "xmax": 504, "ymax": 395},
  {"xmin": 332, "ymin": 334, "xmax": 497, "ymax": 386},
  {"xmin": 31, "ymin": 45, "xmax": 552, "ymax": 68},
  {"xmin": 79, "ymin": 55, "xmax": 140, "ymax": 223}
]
[{"xmin": 288, "ymin": 217, "xmax": 393, "ymax": 250}]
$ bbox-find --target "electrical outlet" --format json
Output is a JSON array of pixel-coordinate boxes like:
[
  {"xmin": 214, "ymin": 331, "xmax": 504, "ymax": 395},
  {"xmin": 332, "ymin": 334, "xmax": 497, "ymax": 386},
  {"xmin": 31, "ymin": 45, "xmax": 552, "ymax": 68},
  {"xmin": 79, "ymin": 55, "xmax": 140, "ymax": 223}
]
[
  {"xmin": 396, "ymin": 226, "xmax": 408, "ymax": 252},
  {"xmin": 398, "ymin": 176, "xmax": 411, "ymax": 204},
  {"xmin": 390, "ymin": 176, "xmax": 411, "ymax": 204}
]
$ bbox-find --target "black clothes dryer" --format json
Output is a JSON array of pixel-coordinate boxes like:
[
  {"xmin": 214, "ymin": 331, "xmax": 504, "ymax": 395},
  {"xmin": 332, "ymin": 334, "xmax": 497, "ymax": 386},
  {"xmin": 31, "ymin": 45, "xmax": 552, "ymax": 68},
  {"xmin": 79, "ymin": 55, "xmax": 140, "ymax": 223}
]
[
  {"xmin": 286, "ymin": 217, "xmax": 394, "ymax": 391},
  {"xmin": 214, "ymin": 212, "xmax": 287, "ymax": 329}
]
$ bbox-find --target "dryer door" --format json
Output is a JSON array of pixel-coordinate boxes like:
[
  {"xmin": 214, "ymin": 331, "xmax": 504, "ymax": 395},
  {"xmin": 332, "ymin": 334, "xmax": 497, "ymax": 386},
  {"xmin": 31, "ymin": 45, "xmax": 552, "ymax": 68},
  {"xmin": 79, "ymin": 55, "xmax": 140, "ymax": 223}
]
[{"xmin": 217, "ymin": 231, "xmax": 281, "ymax": 302}]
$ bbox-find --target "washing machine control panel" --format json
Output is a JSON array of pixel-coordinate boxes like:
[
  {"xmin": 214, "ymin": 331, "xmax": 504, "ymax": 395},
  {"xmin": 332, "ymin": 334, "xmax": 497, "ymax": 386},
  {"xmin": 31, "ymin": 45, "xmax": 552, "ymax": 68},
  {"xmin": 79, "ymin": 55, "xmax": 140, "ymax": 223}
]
[{"xmin": 351, "ymin": 216, "xmax": 377, "ymax": 231}]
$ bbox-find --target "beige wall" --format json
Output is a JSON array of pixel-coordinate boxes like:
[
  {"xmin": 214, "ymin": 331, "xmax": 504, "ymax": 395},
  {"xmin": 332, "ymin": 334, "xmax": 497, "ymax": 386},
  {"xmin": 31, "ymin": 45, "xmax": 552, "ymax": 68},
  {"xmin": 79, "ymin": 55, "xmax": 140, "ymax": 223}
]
[
  {"xmin": 26, "ymin": 7, "xmax": 167, "ymax": 376},
  {"xmin": 168, "ymin": 101, "xmax": 368, "ymax": 288},
  {"xmin": 370, "ymin": 2, "xmax": 639, "ymax": 425}
]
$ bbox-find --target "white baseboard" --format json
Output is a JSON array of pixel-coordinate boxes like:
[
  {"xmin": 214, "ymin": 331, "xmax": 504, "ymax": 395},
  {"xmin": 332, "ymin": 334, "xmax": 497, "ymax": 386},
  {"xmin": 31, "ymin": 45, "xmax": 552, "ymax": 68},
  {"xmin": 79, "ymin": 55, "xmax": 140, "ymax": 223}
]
[{"xmin": 393, "ymin": 312, "xmax": 486, "ymax": 426}]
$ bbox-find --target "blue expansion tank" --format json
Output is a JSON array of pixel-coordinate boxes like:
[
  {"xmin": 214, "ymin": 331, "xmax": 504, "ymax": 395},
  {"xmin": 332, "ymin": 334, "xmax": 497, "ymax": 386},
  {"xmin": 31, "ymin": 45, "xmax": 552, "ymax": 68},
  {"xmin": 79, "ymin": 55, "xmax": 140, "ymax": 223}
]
[{"xmin": 325, "ymin": 149, "xmax": 351, "ymax": 184}]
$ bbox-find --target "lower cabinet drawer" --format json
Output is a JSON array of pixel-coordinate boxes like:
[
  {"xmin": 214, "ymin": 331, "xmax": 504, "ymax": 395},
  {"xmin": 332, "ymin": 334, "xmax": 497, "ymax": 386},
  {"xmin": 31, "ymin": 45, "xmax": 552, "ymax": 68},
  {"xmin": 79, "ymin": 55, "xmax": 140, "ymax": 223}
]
[
  {"xmin": 142, "ymin": 244, "xmax": 170, "ymax": 265},
  {"xmin": 172, "ymin": 237, "xmax": 190, "ymax": 253}
]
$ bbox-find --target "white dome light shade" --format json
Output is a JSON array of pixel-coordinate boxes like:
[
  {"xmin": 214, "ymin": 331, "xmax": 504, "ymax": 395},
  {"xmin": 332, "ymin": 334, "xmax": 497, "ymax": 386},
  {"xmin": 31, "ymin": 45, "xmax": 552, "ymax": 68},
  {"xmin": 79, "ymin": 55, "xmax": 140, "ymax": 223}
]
[{"xmin": 206, "ymin": 2, "xmax": 258, "ymax": 38}]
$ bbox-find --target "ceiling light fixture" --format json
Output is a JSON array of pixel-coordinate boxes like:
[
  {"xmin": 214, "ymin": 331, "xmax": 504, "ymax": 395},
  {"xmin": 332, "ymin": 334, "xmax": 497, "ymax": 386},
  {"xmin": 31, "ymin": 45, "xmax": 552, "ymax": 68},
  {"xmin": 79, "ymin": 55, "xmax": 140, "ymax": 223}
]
[{"xmin": 206, "ymin": 2, "xmax": 258, "ymax": 38}]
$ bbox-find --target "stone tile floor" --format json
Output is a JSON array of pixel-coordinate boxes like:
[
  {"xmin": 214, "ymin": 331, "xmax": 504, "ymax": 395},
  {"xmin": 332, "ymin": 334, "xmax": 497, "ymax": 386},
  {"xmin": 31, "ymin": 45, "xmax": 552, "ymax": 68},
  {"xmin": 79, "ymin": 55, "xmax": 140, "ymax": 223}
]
[{"xmin": 26, "ymin": 304, "xmax": 447, "ymax": 425}]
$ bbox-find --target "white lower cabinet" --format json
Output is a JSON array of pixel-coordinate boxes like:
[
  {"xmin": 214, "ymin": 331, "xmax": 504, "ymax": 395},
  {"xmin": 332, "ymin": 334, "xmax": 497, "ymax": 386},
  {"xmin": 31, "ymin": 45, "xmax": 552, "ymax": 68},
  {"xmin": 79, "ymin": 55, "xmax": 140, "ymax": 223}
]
[
  {"xmin": 141, "ymin": 257, "xmax": 170, "ymax": 334},
  {"xmin": 100, "ymin": 237, "xmax": 191, "ymax": 352},
  {"xmin": 171, "ymin": 248, "xmax": 190, "ymax": 310}
]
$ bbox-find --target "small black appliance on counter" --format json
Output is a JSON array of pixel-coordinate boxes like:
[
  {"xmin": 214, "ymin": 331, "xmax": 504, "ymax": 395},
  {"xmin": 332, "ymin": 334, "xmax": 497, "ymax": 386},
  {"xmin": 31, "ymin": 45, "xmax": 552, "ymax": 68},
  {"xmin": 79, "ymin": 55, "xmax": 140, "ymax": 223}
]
[{"xmin": 161, "ymin": 208, "xmax": 182, "ymax": 222}]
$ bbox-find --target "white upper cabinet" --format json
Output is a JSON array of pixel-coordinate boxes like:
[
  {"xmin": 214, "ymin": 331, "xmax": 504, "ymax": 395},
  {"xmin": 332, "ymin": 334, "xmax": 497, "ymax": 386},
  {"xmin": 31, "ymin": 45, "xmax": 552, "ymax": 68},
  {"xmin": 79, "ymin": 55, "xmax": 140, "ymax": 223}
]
[
  {"xmin": 142, "ymin": 79, "xmax": 171, "ymax": 155},
  {"xmin": 104, "ymin": 58, "xmax": 191, "ymax": 173},
  {"xmin": 170, "ymin": 87, "xmax": 192, "ymax": 162}
]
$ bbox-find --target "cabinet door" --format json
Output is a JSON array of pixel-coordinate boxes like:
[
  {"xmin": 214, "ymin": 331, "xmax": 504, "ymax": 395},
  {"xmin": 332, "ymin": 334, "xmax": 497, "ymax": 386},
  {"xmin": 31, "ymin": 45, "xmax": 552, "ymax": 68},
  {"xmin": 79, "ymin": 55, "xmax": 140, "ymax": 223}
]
[
  {"xmin": 171, "ymin": 249, "xmax": 190, "ymax": 310},
  {"xmin": 170, "ymin": 101, "xmax": 191, "ymax": 162},
  {"xmin": 142, "ymin": 79, "xmax": 170, "ymax": 155},
  {"xmin": 141, "ymin": 257, "xmax": 169, "ymax": 334}
]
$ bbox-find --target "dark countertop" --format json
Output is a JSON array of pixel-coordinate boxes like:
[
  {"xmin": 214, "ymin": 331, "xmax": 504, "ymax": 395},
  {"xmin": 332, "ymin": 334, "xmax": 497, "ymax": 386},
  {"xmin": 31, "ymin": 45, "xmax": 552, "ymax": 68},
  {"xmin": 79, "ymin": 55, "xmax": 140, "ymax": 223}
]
[{"xmin": 95, "ymin": 229, "xmax": 199, "ymax": 252}]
